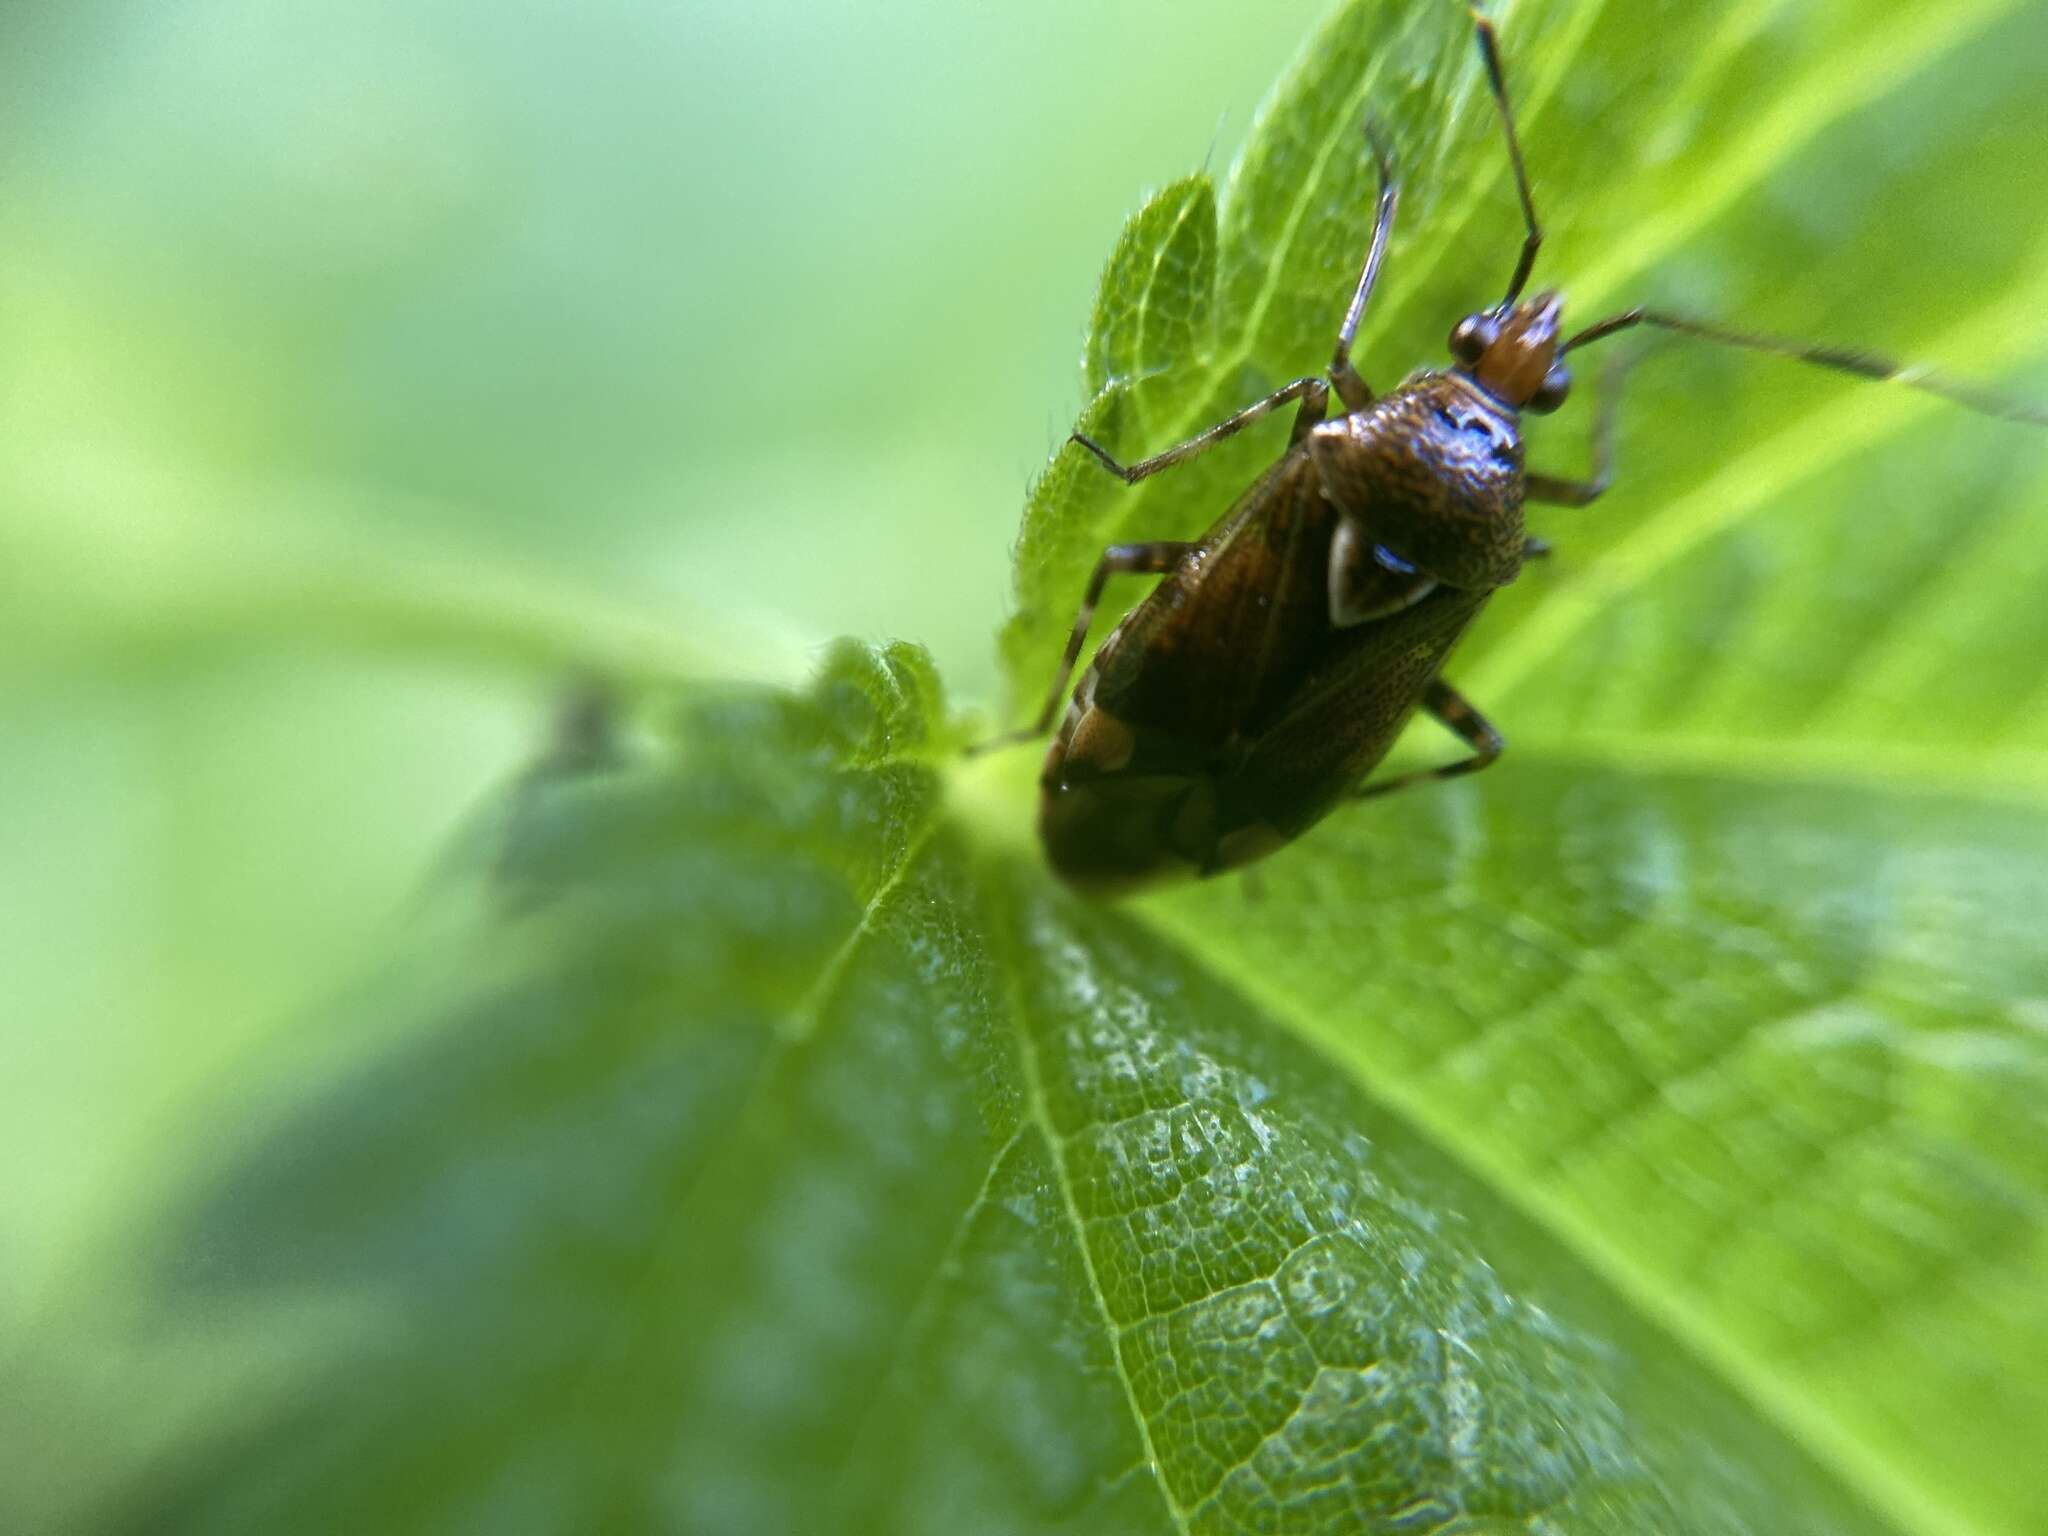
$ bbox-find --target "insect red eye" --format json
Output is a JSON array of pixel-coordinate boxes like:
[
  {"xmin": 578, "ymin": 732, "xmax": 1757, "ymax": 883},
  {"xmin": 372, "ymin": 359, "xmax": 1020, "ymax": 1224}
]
[
  {"xmin": 1529, "ymin": 364, "xmax": 1571, "ymax": 413},
  {"xmin": 1449, "ymin": 314, "xmax": 1497, "ymax": 364}
]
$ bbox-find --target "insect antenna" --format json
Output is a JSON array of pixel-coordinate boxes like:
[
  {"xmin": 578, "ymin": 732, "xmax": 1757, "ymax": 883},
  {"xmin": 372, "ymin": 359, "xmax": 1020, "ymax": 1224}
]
[
  {"xmin": 1564, "ymin": 308, "xmax": 2048, "ymax": 428},
  {"xmin": 1472, "ymin": 8, "xmax": 1543, "ymax": 309}
]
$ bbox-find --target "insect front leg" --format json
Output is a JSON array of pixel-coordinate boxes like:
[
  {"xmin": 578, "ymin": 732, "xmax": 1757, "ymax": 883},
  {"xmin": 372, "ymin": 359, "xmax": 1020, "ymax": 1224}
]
[
  {"xmin": 1351, "ymin": 678, "xmax": 1503, "ymax": 800},
  {"xmin": 1328, "ymin": 120, "xmax": 1399, "ymax": 411},
  {"xmin": 969, "ymin": 540, "xmax": 1197, "ymax": 754},
  {"xmin": 1073, "ymin": 112, "xmax": 1395, "ymax": 483},
  {"xmin": 1288, "ymin": 377, "xmax": 1331, "ymax": 445},
  {"xmin": 1071, "ymin": 377, "xmax": 1327, "ymax": 485}
]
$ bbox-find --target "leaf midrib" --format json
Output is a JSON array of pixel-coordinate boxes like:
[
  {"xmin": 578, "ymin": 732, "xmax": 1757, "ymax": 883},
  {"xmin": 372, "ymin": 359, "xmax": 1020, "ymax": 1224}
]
[
  {"xmin": 1132, "ymin": 184, "xmax": 1213, "ymax": 388},
  {"xmin": 986, "ymin": 863, "xmax": 1195, "ymax": 1536},
  {"xmin": 554, "ymin": 781, "xmax": 952, "ymax": 1468}
]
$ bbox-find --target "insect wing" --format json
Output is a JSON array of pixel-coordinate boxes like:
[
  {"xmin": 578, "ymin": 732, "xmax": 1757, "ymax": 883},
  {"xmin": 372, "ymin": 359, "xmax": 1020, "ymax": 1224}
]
[
  {"xmin": 1086, "ymin": 451, "xmax": 1337, "ymax": 763},
  {"xmin": 1221, "ymin": 584, "xmax": 1490, "ymax": 842}
]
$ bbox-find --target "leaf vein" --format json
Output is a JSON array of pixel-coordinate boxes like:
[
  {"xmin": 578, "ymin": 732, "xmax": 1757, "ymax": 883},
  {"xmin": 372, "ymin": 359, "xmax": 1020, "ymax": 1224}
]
[
  {"xmin": 987, "ymin": 870, "xmax": 1195, "ymax": 1536},
  {"xmin": 1134, "ymin": 897, "xmax": 1926, "ymax": 1536}
]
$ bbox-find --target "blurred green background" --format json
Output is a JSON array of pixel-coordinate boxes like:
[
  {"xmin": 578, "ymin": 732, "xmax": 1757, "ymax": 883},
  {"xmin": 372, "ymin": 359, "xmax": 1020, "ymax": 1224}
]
[{"xmin": 0, "ymin": 0, "xmax": 1328, "ymax": 1321}]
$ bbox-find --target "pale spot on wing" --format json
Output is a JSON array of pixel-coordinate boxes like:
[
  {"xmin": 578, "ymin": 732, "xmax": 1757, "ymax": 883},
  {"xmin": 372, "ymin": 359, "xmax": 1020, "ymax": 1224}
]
[{"xmin": 1065, "ymin": 706, "xmax": 1137, "ymax": 774}]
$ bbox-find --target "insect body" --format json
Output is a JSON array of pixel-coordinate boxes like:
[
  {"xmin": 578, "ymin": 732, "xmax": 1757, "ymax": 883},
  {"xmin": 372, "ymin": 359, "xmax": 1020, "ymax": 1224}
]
[
  {"xmin": 1038, "ymin": 340, "xmax": 1546, "ymax": 895},
  {"xmin": 998, "ymin": 10, "xmax": 2045, "ymax": 897}
]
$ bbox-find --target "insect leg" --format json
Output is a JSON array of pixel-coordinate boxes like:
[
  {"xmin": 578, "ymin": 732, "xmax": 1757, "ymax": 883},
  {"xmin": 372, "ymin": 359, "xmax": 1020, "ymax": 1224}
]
[
  {"xmin": 1525, "ymin": 354, "xmax": 1629, "ymax": 506},
  {"xmin": 1071, "ymin": 377, "xmax": 1326, "ymax": 485},
  {"xmin": 1350, "ymin": 678, "xmax": 1503, "ymax": 799},
  {"xmin": 1328, "ymin": 120, "xmax": 1399, "ymax": 411},
  {"xmin": 1289, "ymin": 377, "xmax": 1332, "ymax": 445},
  {"xmin": 968, "ymin": 541, "xmax": 1198, "ymax": 753}
]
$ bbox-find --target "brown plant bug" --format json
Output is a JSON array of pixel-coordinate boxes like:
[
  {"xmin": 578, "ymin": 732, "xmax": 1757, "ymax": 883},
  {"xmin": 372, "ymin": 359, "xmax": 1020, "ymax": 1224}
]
[{"xmin": 986, "ymin": 7, "xmax": 2048, "ymax": 897}]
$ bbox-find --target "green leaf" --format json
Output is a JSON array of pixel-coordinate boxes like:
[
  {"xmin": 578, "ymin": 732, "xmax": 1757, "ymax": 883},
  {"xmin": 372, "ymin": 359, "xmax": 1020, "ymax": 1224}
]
[
  {"xmin": 1084, "ymin": 176, "xmax": 1219, "ymax": 400},
  {"xmin": 119, "ymin": 646, "xmax": 1875, "ymax": 1536},
  {"xmin": 94, "ymin": 1, "xmax": 2048, "ymax": 1533}
]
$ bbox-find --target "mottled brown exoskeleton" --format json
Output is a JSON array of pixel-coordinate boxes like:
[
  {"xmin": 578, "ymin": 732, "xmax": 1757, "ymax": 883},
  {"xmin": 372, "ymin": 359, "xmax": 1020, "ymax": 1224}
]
[{"xmin": 988, "ymin": 9, "xmax": 2047, "ymax": 897}]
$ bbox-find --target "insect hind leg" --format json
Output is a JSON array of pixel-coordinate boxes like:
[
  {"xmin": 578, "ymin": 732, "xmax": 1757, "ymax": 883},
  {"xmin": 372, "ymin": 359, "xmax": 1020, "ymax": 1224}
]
[{"xmin": 1351, "ymin": 678, "xmax": 1503, "ymax": 799}]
